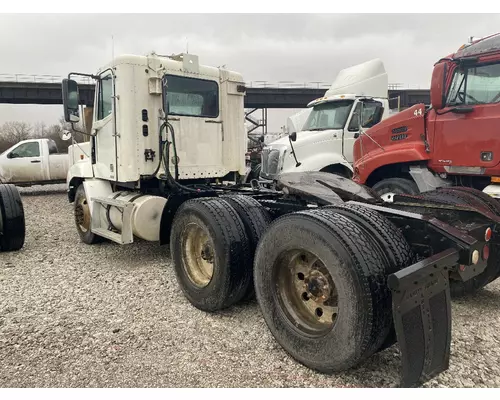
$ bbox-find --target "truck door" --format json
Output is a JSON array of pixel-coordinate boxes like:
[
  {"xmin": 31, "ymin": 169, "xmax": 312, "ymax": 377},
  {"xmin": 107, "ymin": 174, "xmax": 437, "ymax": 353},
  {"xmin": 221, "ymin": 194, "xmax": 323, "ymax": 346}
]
[
  {"xmin": 430, "ymin": 62, "xmax": 500, "ymax": 173},
  {"xmin": 345, "ymin": 99, "xmax": 384, "ymax": 163},
  {"xmin": 164, "ymin": 74, "xmax": 223, "ymax": 177},
  {"xmin": 92, "ymin": 71, "xmax": 117, "ymax": 181},
  {"xmin": 2, "ymin": 141, "xmax": 44, "ymax": 183}
]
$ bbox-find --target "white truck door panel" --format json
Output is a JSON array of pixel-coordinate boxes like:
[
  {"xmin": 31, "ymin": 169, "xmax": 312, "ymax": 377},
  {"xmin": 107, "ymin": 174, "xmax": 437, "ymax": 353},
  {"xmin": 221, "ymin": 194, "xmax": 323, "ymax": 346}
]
[
  {"xmin": 0, "ymin": 141, "xmax": 44, "ymax": 183},
  {"xmin": 92, "ymin": 73, "xmax": 117, "ymax": 181},
  {"xmin": 344, "ymin": 99, "xmax": 385, "ymax": 164}
]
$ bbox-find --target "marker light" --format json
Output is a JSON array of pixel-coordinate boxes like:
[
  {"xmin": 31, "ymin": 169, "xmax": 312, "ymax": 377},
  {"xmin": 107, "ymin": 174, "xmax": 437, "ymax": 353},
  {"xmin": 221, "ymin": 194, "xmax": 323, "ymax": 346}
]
[
  {"xmin": 483, "ymin": 244, "xmax": 490, "ymax": 261},
  {"xmin": 485, "ymin": 227, "xmax": 492, "ymax": 242},
  {"xmin": 472, "ymin": 250, "xmax": 480, "ymax": 265}
]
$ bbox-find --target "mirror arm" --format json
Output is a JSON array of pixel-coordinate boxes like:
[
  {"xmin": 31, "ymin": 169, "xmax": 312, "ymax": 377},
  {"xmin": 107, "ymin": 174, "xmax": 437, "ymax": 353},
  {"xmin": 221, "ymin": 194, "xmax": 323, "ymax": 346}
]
[{"xmin": 71, "ymin": 122, "xmax": 97, "ymax": 137}]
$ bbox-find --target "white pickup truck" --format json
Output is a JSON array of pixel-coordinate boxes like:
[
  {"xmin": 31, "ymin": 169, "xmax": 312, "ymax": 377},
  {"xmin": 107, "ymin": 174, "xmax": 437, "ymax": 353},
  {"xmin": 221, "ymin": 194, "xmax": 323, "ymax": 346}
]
[
  {"xmin": 260, "ymin": 59, "xmax": 395, "ymax": 181},
  {"xmin": 0, "ymin": 138, "xmax": 70, "ymax": 186}
]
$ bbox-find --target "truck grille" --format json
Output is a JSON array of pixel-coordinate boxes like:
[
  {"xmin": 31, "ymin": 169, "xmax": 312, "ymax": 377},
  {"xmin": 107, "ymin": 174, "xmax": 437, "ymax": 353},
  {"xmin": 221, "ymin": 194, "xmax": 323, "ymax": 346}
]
[{"xmin": 260, "ymin": 148, "xmax": 280, "ymax": 179}]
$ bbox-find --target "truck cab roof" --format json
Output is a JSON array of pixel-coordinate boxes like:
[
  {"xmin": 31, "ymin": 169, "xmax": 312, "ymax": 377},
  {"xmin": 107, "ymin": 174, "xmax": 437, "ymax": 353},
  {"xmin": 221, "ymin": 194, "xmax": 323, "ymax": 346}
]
[
  {"xmin": 453, "ymin": 32, "xmax": 500, "ymax": 59},
  {"xmin": 96, "ymin": 53, "xmax": 244, "ymax": 83},
  {"xmin": 307, "ymin": 94, "xmax": 385, "ymax": 108}
]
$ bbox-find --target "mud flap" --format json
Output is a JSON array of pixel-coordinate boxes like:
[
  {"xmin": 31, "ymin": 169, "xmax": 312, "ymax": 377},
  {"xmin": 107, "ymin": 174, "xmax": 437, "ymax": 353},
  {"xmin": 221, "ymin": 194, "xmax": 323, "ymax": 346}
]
[{"xmin": 387, "ymin": 248, "xmax": 457, "ymax": 388}]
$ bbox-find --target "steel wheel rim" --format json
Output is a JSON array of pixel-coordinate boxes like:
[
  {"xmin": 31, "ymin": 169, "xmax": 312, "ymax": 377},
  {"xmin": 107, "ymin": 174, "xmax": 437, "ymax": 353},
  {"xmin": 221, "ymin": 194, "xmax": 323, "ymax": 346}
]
[
  {"xmin": 75, "ymin": 195, "xmax": 91, "ymax": 233},
  {"xmin": 275, "ymin": 249, "xmax": 338, "ymax": 336},
  {"xmin": 181, "ymin": 222, "xmax": 215, "ymax": 288}
]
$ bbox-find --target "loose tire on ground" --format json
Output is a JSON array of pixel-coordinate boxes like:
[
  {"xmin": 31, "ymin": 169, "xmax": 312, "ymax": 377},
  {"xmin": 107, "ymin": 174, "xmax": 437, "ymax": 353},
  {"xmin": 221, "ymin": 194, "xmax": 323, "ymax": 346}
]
[
  {"xmin": 372, "ymin": 177, "xmax": 420, "ymax": 198},
  {"xmin": 419, "ymin": 188, "xmax": 499, "ymax": 297},
  {"xmin": 253, "ymin": 209, "xmax": 393, "ymax": 373},
  {"xmin": 74, "ymin": 184, "xmax": 104, "ymax": 245},
  {"xmin": 221, "ymin": 194, "xmax": 271, "ymax": 300},
  {"xmin": 0, "ymin": 183, "xmax": 25, "ymax": 252},
  {"xmin": 170, "ymin": 197, "xmax": 253, "ymax": 312}
]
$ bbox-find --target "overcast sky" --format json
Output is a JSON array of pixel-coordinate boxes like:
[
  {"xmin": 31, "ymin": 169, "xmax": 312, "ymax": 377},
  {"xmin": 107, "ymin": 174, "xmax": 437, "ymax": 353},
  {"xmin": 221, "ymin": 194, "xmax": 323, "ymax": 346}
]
[{"xmin": 1, "ymin": 13, "xmax": 500, "ymax": 131}]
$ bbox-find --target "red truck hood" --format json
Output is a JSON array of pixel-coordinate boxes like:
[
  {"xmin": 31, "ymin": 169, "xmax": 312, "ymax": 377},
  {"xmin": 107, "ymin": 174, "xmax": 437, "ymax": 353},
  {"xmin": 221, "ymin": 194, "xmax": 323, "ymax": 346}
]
[{"xmin": 354, "ymin": 104, "xmax": 427, "ymax": 166}]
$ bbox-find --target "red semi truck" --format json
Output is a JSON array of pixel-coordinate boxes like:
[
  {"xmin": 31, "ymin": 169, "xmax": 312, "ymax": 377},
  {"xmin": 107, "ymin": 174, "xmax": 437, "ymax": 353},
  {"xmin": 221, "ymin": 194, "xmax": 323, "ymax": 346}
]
[{"xmin": 352, "ymin": 33, "xmax": 500, "ymax": 199}]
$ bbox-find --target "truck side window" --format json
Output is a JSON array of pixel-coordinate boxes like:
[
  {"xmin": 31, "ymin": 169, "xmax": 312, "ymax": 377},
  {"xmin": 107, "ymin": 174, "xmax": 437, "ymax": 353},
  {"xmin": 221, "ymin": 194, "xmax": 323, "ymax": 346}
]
[
  {"xmin": 447, "ymin": 62, "xmax": 500, "ymax": 106},
  {"xmin": 97, "ymin": 75, "xmax": 113, "ymax": 120},
  {"xmin": 348, "ymin": 101, "xmax": 383, "ymax": 131},
  {"xmin": 165, "ymin": 75, "xmax": 219, "ymax": 118},
  {"xmin": 9, "ymin": 142, "xmax": 40, "ymax": 158}
]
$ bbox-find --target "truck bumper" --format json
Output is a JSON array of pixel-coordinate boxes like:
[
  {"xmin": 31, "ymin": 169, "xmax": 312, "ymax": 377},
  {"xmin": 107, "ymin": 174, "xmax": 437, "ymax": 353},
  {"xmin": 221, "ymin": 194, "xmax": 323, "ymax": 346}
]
[{"xmin": 388, "ymin": 248, "xmax": 458, "ymax": 387}]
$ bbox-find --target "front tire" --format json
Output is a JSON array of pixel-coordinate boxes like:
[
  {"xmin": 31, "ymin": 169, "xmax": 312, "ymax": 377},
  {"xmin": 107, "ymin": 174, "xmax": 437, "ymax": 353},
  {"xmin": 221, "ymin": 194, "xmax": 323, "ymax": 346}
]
[
  {"xmin": 372, "ymin": 177, "xmax": 419, "ymax": 199},
  {"xmin": 74, "ymin": 184, "xmax": 103, "ymax": 245}
]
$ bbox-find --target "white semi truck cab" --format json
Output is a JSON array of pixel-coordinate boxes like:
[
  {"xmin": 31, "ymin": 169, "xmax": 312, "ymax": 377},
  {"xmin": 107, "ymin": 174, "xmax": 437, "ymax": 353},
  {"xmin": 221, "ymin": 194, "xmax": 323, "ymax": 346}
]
[
  {"xmin": 61, "ymin": 52, "xmax": 247, "ymax": 244},
  {"xmin": 260, "ymin": 59, "xmax": 391, "ymax": 181}
]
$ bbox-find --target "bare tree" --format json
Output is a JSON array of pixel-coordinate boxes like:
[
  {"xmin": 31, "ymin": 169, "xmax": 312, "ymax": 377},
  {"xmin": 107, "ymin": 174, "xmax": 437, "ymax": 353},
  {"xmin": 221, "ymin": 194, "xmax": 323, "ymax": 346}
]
[
  {"xmin": 33, "ymin": 121, "xmax": 47, "ymax": 138},
  {"xmin": 0, "ymin": 121, "xmax": 33, "ymax": 143}
]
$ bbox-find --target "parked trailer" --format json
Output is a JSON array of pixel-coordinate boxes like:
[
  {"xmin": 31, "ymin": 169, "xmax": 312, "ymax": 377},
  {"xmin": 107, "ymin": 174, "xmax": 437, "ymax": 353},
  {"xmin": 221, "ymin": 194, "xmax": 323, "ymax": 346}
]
[{"xmin": 0, "ymin": 183, "xmax": 25, "ymax": 252}]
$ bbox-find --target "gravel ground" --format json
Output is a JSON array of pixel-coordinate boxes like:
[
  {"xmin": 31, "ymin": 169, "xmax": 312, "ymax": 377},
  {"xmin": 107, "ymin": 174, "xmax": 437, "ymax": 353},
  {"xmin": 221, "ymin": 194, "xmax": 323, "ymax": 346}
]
[{"xmin": 1, "ymin": 184, "xmax": 500, "ymax": 388}]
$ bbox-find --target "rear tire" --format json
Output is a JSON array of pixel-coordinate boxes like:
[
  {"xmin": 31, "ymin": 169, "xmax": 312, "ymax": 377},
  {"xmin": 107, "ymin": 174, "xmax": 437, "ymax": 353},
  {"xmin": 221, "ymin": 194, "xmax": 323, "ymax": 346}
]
[
  {"xmin": 372, "ymin": 177, "xmax": 419, "ymax": 199},
  {"xmin": 221, "ymin": 195, "xmax": 271, "ymax": 301},
  {"xmin": 170, "ymin": 197, "xmax": 253, "ymax": 312},
  {"xmin": 254, "ymin": 209, "xmax": 393, "ymax": 373},
  {"xmin": 0, "ymin": 184, "xmax": 25, "ymax": 252},
  {"xmin": 324, "ymin": 203, "xmax": 415, "ymax": 351}
]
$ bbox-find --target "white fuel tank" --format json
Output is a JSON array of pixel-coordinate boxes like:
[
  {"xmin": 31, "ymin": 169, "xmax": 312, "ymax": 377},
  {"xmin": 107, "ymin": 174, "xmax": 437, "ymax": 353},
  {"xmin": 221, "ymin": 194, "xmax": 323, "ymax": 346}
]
[{"xmin": 100, "ymin": 192, "xmax": 167, "ymax": 241}]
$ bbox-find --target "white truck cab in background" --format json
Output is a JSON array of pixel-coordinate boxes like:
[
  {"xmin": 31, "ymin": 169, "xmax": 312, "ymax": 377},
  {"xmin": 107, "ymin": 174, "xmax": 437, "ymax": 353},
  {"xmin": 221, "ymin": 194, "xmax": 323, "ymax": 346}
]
[
  {"xmin": 260, "ymin": 59, "xmax": 391, "ymax": 181},
  {"xmin": 0, "ymin": 138, "xmax": 69, "ymax": 186}
]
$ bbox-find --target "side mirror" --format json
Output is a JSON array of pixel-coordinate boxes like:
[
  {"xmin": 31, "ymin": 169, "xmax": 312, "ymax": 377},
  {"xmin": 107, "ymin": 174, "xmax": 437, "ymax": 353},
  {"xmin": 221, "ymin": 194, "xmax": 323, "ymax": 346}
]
[
  {"xmin": 430, "ymin": 62, "xmax": 447, "ymax": 110},
  {"xmin": 7, "ymin": 152, "xmax": 18, "ymax": 159},
  {"xmin": 259, "ymin": 135, "xmax": 265, "ymax": 143},
  {"xmin": 62, "ymin": 78, "xmax": 80, "ymax": 123},
  {"xmin": 289, "ymin": 131, "xmax": 297, "ymax": 142},
  {"xmin": 60, "ymin": 130, "xmax": 73, "ymax": 141}
]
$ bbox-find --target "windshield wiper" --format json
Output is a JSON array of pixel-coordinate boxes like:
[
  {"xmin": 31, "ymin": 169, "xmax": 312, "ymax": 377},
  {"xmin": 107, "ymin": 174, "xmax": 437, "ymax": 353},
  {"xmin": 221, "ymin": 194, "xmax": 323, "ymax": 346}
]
[{"xmin": 307, "ymin": 128, "xmax": 329, "ymax": 131}]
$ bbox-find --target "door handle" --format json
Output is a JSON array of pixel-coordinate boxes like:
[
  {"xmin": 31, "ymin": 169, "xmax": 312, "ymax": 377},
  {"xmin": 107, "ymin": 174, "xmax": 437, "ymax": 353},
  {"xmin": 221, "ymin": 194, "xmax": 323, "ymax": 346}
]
[
  {"xmin": 333, "ymin": 134, "xmax": 337, "ymax": 138},
  {"xmin": 31, "ymin": 160, "xmax": 41, "ymax": 163}
]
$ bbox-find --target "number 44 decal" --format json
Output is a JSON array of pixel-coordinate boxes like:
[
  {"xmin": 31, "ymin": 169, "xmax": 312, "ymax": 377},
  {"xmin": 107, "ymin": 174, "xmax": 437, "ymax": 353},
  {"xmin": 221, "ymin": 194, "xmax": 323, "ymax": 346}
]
[{"xmin": 413, "ymin": 108, "xmax": 423, "ymax": 116}]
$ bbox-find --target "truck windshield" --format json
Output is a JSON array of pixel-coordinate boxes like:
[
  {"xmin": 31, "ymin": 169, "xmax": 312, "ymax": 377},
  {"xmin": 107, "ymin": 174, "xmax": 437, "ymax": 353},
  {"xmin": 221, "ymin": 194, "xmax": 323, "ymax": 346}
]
[
  {"xmin": 447, "ymin": 62, "xmax": 500, "ymax": 105},
  {"xmin": 302, "ymin": 100, "xmax": 354, "ymax": 131}
]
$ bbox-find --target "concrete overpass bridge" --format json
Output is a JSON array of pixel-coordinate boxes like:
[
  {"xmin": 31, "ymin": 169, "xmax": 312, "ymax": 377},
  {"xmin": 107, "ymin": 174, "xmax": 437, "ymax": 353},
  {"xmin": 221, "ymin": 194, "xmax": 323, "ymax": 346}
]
[{"xmin": 0, "ymin": 74, "xmax": 430, "ymax": 134}]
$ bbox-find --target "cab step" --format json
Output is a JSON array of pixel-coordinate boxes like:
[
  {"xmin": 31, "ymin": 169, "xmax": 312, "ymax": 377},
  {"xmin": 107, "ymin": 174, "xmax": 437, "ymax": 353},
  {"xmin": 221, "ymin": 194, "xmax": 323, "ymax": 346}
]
[{"xmin": 90, "ymin": 196, "xmax": 134, "ymax": 244}]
